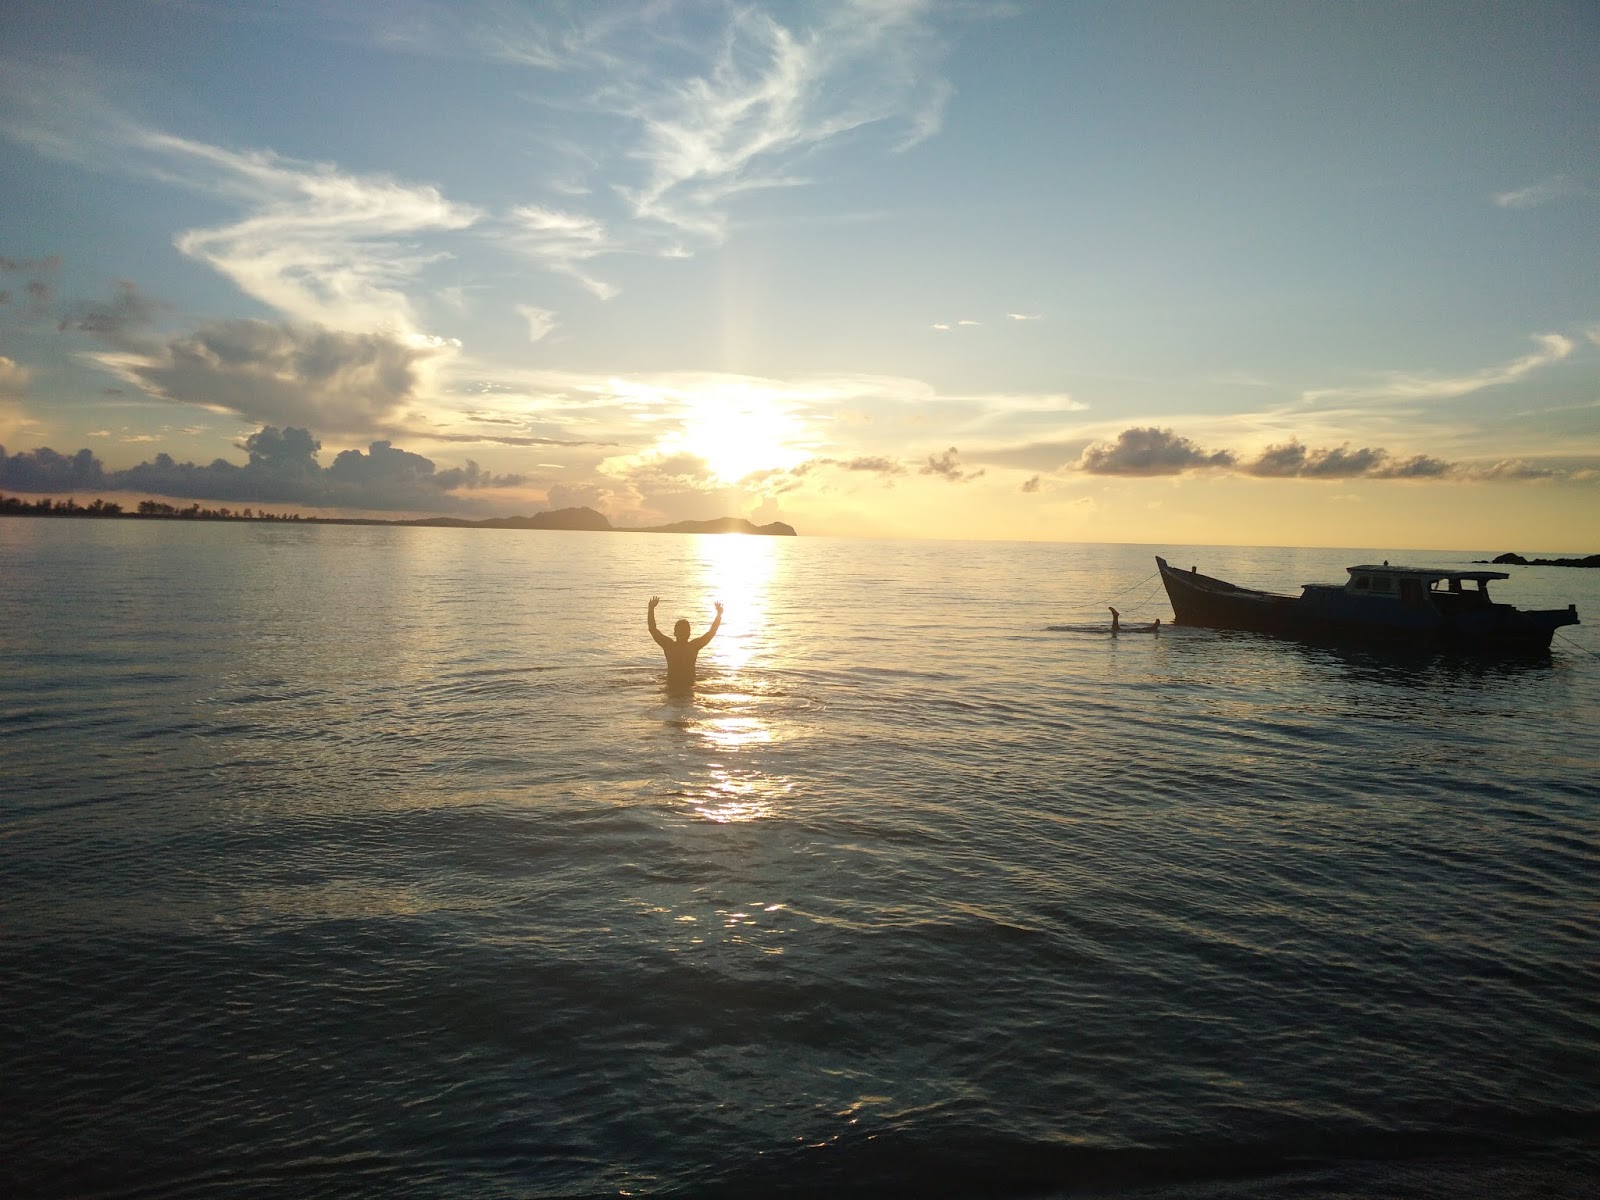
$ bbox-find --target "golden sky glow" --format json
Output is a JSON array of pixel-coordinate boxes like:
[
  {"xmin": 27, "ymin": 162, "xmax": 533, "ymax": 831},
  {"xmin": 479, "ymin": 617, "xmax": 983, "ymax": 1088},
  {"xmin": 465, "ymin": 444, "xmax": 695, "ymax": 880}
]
[{"xmin": 0, "ymin": 3, "xmax": 1596, "ymax": 549}]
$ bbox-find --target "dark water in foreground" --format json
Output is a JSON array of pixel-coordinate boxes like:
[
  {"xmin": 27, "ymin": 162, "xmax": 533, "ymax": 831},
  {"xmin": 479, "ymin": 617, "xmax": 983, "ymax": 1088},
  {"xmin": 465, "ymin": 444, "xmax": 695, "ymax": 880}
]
[{"xmin": 3, "ymin": 520, "xmax": 1598, "ymax": 1198}]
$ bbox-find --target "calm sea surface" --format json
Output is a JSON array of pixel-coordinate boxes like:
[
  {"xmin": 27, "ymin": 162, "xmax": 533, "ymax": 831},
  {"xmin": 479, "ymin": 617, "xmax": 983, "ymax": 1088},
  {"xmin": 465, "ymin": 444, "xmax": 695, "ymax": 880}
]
[{"xmin": 3, "ymin": 519, "xmax": 1598, "ymax": 1199}]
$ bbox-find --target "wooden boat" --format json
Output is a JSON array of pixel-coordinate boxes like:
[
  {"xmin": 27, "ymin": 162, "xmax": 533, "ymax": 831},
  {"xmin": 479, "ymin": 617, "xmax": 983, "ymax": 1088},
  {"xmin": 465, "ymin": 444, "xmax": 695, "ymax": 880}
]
[{"xmin": 1156, "ymin": 556, "xmax": 1580, "ymax": 651}]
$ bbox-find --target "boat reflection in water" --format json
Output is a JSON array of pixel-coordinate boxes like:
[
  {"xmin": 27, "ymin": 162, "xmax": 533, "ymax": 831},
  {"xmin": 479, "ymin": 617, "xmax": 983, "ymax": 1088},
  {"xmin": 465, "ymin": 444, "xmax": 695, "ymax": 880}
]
[{"xmin": 1157, "ymin": 555, "xmax": 1580, "ymax": 652}]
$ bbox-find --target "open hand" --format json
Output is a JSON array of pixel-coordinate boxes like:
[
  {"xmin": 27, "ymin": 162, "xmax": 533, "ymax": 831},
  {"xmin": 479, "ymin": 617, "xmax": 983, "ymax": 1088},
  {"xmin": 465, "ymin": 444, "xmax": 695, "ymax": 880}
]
[
  {"xmin": 714, "ymin": 601, "xmax": 724, "ymax": 615},
  {"xmin": 649, "ymin": 595, "xmax": 660, "ymax": 609}
]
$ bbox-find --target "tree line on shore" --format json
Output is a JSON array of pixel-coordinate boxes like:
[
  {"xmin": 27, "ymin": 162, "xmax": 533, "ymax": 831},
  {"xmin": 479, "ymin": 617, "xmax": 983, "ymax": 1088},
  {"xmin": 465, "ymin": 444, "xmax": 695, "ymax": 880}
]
[{"xmin": 0, "ymin": 494, "xmax": 304, "ymax": 520}]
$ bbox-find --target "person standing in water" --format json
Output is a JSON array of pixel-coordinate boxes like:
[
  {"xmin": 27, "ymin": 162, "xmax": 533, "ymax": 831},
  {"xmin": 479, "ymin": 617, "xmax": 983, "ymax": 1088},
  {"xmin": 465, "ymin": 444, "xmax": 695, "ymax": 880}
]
[{"xmin": 648, "ymin": 596, "xmax": 723, "ymax": 692}]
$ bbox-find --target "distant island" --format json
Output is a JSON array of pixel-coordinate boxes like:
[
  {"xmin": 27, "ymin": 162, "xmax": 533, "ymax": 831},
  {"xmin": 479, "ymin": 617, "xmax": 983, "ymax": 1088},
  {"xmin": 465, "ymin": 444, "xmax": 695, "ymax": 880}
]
[
  {"xmin": 0, "ymin": 494, "xmax": 796, "ymax": 536},
  {"xmin": 1478, "ymin": 552, "xmax": 1600, "ymax": 568}
]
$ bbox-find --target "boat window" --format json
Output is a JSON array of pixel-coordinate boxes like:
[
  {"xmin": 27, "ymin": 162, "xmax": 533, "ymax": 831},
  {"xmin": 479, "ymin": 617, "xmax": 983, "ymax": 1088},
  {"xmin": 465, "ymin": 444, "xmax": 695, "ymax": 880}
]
[
  {"xmin": 1370, "ymin": 576, "xmax": 1392, "ymax": 593},
  {"xmin": 1353, "ymin": 575, "xmax": 1370, "ymax": 590}
]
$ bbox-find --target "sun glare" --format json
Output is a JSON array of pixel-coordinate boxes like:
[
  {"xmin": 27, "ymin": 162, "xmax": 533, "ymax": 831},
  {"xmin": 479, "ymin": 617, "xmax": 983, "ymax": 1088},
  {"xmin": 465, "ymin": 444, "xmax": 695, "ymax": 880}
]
[{"xmin": 666, "ymin": 385, "xmax": 810, "ymax": 483}]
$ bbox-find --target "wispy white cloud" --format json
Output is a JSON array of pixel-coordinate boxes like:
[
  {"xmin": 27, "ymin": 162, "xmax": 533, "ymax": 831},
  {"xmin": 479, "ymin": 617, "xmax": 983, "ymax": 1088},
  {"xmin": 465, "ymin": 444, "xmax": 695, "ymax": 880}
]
[
  {"xmin": 1302, "ymin": 334, "xmax": 1575, "ymax": 405},
  {"xmin": 0, "ymin": 59, "xmax": 481, "ymax": 334},
  {"xmin": 1492, "ymin": 176, "xmax": 1576, "ymax": 209},
  {"xmin": 515, "ymin": 304, "xmax": 559, "ymax": 344},
  {"xmin": 2, "ymin": 5, "xmax": 964, "ymax": 320},
  {"xmin": 608, "ymin": 3, "xmax": 953, "ymax": 240},
  {"xmin": 503, "ymin": 205, "xmax": 619, "ymax": 300},
  {"xmin": 158, "ymin": 136, "xmax": 480, "ymax": 333}
]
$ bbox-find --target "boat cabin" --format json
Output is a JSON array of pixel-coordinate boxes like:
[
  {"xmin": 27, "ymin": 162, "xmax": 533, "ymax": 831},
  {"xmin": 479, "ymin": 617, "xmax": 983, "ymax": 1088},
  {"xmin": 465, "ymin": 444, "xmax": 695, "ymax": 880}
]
[{"xmin": 1333, "ymin": 565, "xmax": 1508, "ymax": 610}]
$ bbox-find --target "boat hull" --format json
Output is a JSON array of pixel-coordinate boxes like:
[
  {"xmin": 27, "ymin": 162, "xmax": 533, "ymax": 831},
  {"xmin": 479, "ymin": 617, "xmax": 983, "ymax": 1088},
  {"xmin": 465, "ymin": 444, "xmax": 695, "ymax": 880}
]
[{"xmin": 1156, "ymin": 557, "xmax": 1578, "ymax": 651}]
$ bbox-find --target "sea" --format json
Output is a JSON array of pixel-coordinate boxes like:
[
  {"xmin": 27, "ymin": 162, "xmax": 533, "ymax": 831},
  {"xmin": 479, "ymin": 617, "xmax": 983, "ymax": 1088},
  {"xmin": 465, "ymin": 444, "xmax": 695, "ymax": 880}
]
[{"xmin": 3, "ymin": 517, "xmax": 1598, "ymax": 1200}]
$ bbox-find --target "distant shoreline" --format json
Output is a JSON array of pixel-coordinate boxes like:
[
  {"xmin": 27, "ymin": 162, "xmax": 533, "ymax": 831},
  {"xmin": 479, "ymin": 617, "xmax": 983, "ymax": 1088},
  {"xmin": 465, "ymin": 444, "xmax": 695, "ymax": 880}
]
[
  {"xmin": 0, "ymin": 495, "xmax": 797, "ymax": 536},
  {"xmin": 1477, "ymin": 552, "xmax": 1600, "ymax": 569}
]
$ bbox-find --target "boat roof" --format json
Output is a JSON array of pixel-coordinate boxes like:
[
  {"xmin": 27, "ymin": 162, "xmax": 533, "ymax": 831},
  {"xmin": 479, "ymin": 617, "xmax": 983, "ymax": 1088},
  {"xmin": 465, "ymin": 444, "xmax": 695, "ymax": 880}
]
[{"xmin": 1344, "ymin": 564, "xmax": 1509, "ymax": 583}]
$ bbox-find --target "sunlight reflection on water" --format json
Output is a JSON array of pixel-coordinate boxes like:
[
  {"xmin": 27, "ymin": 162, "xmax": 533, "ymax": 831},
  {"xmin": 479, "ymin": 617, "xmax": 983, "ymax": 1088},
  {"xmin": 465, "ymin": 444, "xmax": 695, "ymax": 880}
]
[
  {"xmin": 667, "ymin": 536, "xmax": 794, "ymax": 822},
  {"xmin": 692, "ymin": 533, "xmax": 780, "ymax": 677}
]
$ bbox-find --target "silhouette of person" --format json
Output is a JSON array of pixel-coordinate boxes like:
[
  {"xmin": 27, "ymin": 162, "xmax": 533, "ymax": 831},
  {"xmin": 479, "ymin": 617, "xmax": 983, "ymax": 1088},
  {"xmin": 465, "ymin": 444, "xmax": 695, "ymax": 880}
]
[{"xmin": 648, "ymin": 596, "xmax": 723, "ymax": 692}]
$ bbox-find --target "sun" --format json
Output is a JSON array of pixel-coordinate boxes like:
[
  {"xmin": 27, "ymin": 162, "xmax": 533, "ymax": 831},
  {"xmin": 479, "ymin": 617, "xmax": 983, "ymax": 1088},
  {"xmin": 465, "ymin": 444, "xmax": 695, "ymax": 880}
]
[{"xmin": 665, "ymin": 385, "xmax": 811, "ymax": 483}]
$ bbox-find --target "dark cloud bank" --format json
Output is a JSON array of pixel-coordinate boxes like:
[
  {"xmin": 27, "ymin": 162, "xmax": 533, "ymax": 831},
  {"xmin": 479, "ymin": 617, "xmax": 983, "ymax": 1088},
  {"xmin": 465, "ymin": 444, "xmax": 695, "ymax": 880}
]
[
  {"xmin": 1072, "ymin": 427, "xmax": 1555, "ymax": 481},
  {"xmin": 0, "ymin": 426, "xmax": 524, "ymax": 510}
]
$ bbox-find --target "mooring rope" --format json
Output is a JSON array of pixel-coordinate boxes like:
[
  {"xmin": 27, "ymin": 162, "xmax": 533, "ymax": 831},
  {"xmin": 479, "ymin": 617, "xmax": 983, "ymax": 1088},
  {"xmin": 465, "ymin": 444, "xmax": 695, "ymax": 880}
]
[
  {"xmin": 1046, "ymin": 569, "xmax": 1168, "ymax": 632},
  {"xmin": 1554, "ymin": 629, "xmax": 1600, "ymax": 661},
  {"xmin": 1102, "ymin": 570, "xmax": 1159, "ymax": 605}
]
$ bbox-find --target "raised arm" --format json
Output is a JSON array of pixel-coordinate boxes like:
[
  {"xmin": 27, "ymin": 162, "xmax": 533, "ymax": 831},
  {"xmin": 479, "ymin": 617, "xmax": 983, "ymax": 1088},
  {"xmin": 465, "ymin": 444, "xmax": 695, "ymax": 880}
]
[
  {"xmin": 647, "ymin": 595, "xmax": 671, "ymax": 647},
  {"xmin": 690, "ymin": 601, "xmax": 723, "ymax": 650}
]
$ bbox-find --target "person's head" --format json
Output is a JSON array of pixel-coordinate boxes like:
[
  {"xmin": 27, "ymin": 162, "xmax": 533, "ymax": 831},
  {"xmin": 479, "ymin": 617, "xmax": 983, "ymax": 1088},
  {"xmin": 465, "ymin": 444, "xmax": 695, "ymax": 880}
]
[{"xmin": 674, "ymin": 618, "xmax": 691, "ymax": 641}]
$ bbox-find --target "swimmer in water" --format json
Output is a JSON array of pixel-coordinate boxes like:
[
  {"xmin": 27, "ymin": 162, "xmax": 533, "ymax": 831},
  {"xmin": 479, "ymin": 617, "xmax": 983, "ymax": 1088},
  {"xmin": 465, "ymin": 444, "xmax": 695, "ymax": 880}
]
[{"xmin": 648, "ymin": 596, "xmax": 723, "ymax": 692}]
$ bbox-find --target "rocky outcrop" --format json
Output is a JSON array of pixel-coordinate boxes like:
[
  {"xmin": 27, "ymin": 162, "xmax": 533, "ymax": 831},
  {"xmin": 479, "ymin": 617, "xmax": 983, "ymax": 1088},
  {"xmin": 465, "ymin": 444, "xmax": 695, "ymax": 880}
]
[{"xmin": 1484, "ymin": 552, "xmax": 1600, "ymax": 568}]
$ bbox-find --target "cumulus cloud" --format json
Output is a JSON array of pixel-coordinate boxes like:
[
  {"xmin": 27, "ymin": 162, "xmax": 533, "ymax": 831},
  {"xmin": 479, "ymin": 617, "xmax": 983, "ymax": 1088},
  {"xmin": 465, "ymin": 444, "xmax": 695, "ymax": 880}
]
[
  {"xmin": 791, "ymin": 454, "xmax": 905, "ymax": 476},
  {"xmin": 0, "ymin": 444, "xmax": 104, "ymax": 491},
  {"xmin": 589, "ymin": 448, "xmax": 771, "ymax": 525},
  {"xmin": 1077, "ymin": 427, "xmax": 1235, "ymax": 475},
  {"xmin": 1247, "ymin": 440, "xmax": 1386, "ymax": 478},
  {"xmin": 546, "ymin": 480, "xmax": 616, "ymax": 511},
  {"xmin": 1020, "ymin": 474, "xmax": 1041, "ymax": 493},
  {"xmin": 97, "ymin": 318, "xmax": 444, "ymax": 436},
  {"xmin": 1067, "ymin": 428, "xmax": 1592, "ymax": 483},
  {"xmin": 1378, "ymin": 453, "xmax": 1455, "ymax": 479},
  {"xmin": 1243, "ymin": 440, "xmax": 1455, "ymax": 478},
  {"xmin": 1462, "ymin": 459, "xmax": 1562, "ymax": 481},
  {"xmin": 755, "ymin": 454, "xmax": 906, "ymax": 492},
  {"xmin": 838, "ymin": 455, "xmax": 904, "ymax": 474},
  {"xmin": 919, "ymin": 446, "xmax": 984, "ymax": 483},
  {"xmin": 0, "ymin": 425, "xmax": 523, "ymax": 510}
]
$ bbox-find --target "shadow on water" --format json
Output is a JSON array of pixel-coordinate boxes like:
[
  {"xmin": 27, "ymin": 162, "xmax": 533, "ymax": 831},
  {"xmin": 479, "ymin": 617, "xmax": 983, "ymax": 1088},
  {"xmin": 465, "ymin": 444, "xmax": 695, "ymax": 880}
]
[{"xmin": 1167, "ymin": 624, "xmax": 1565, "ymax": 687}]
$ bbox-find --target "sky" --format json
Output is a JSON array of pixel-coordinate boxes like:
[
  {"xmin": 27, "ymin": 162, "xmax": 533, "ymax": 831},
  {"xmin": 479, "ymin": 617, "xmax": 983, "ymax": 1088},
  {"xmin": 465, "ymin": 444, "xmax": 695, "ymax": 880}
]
[{"xmin": 1, "ymin": 0, "xmax": 1597, "ymax": 549}]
